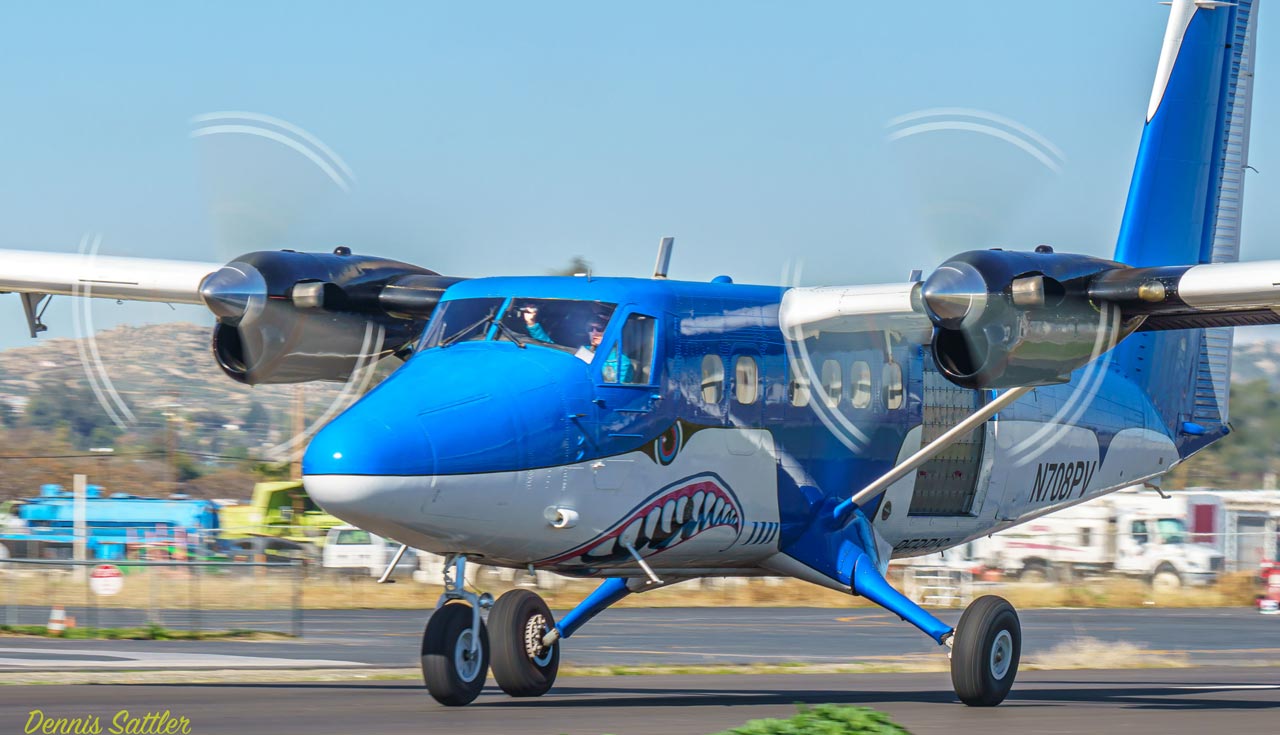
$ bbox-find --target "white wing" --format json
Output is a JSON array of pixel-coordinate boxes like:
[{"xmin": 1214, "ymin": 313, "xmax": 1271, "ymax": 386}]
[
  {"xmin": 779, "ymin": 282, "xmax": 930, "ymax": 338},
  {"xmin": 0, "ymin": 249, "xmax": 219, "ymax": 304}
]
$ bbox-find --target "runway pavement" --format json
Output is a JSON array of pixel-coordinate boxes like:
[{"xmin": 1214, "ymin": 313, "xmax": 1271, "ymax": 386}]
[
  {"xmin": 2, "ymin": 668, "xmax": 1276, "ymax": 734},
  {"xmin": 1, "ymin": 606, "xmax": 1276, "ymax": 670}
]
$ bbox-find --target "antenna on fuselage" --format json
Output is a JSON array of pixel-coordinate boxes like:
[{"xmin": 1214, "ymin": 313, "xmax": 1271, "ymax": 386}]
[{"xmin": 653, "ymin": 236, "xmax": 674, "ymax": 279}]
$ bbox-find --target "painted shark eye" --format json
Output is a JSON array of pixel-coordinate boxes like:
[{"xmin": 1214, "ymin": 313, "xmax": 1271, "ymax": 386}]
[{"xmin": 656, "ymin": 423, "xmax": 683, "ymax": 465}]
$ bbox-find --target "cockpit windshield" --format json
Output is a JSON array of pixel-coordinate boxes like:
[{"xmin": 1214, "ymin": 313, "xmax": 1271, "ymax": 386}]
[
  {"xmin": 419, "ymin": 297, "xmax": 505, "ymax": 349},
  {"xmin": 499, "ymin": 299, "xmax": 617, "ymax": 354},
  {"xmin": 420, "ymin": 297, "xmax": 617, "ymax": 354}
]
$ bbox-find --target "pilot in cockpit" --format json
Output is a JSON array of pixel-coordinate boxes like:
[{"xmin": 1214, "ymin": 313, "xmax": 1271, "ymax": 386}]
[{"xmin": 520, "ymin": 305, "xmax": 631, "ymax": 382}]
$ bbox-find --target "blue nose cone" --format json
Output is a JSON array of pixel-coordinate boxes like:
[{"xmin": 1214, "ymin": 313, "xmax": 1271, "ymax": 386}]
[{"xmin": 303, "ymin": 343, "xmax": 592, "ymax": 477}]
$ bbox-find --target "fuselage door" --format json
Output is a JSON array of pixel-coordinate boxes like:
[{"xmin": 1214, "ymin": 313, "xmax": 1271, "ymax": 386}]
[{"xmin": 591, "ymin": 310, "xmax": 662, "ymax": 448}]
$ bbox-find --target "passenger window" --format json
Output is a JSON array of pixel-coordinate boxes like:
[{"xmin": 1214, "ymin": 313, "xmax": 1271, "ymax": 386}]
[
  {"xmin": 616, "ymin": 313, "xmax": 655, "ymax": 384},
  {"xmin": 883, "ymin": 362, "xmax": 904, "ymax": 410},
  {"xmin": 851, "ymin": 361, "xmax": 872, "ymax": 409},
  {"xmin": 701, "ymin": 355, "xmax": 724, "ymax": 403},
  {"xmin": 788, "ymin": 365, "xmax": 811, "ymax": 407},
  {"xmin": 734, "ymin": 356, "xmax": 759, "ymax": 405},
  {"xmin": 821, "ymin": 360, "xmax": 842, "ymax": 407}
]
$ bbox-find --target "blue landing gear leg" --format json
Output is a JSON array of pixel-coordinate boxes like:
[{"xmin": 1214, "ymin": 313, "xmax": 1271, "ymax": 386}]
[
  {"xmin": 851, "ymin": 554, "xmax": 1020, "ymax": 706},
  {"xmin": 543, "ymin": 577, "xmax": 632, "ymax": 647},
  {"xmin": 851, "ymin": 553, "xmax": 953, "ymax": 643}
]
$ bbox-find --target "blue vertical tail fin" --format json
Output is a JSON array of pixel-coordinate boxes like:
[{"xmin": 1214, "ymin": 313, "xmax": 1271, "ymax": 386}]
[{"xmin": 1112, "ymin": 0, "xmax": 1259, "ymax": 449}]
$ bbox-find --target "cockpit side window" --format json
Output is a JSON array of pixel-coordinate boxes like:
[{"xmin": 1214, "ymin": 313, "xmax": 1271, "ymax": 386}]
[{"xmin": 612, "ymin": 313, "xmax": 656, "ymax": 385}]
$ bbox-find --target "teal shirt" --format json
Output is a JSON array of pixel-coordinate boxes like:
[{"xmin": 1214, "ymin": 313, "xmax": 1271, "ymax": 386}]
[
  {"xmin": 527, "ymin": 322, "xmax": 552, "ymax": 343},
  {"xmin": 526, "ymin": 321, "xmax": 632, "ymax": 382}
]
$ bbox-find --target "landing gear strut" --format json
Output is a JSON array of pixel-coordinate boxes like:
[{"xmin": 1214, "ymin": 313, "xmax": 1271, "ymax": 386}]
[
  {"xmin": 948, "ymin": 595, "xmax": 1021, "ymax": 707},
  {"xmin": 849, "ymin": 551, "xmax": 1021, "ymax": 706},
  {"xmin": 421, "ymin": 555, "xmax": 493, "ymax": 706}
]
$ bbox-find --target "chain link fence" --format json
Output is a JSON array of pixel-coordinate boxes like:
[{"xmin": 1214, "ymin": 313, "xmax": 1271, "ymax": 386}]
[{"xmin": 0, "ymin": 558, "xmax": 304, "ymax": 637}]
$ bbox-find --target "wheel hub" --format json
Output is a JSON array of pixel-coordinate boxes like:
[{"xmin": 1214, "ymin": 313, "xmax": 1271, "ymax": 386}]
[
  {"xmin": 524, "ymin": 613, "xmax": 554, "ymax": 667},
  {"xmin": 454, "ymin": 629, "xmax": 482, "ymax": 683},
  {"xmin": 989, "ymin": 629, "xmax": 1013, "ymax": 680}
]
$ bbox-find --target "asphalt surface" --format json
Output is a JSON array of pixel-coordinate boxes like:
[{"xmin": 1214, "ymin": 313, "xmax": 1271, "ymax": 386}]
[
  {"xmin": 1, "ymin": 606, "xmax": 1277, "ymax": 669},
  {"xmin": 2, "ymin": 668, "xmax": 1277, "ymax": 735}
]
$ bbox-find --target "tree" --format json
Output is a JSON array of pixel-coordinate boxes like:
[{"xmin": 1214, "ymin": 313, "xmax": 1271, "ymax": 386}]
[
  {"xmin": 22, "ymin": 381, "xmax": 121, "ymax": 450},
  {"xmin": 548, "ymin": 256, "xmax": 592, "ymax": 277}
]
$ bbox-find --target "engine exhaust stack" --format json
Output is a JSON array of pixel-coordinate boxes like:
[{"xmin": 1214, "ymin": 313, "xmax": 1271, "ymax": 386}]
[{"xmin": 653, "ymin": 236, "xmax": 674, "ymax": 279}]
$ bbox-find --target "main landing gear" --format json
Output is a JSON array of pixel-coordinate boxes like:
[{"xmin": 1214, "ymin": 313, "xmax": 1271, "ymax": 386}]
[
  {"xmin": 849, "ymin": 550, "xmax": 1020, "ymax": 706},
  {"xmin": 948, "ymin": 596, "xmax": 1021, "ymax": 707}
]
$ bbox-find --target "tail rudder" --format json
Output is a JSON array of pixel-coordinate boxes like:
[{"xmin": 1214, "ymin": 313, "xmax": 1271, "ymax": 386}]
[{"xmin": 1113, "ymin": 0, "xmax": 1260, "ymax": 446}]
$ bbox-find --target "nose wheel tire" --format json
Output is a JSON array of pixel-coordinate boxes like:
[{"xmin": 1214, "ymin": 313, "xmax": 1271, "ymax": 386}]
[
  {"xmin": 489, "ymin": 589, "xmax": 560, "ymax": 697},
  {"xmin": 421, "ymin": 601, "xmax": 489, "ymax": 706},
  {"xmin": 950, "ymin": 595, "xmax": 1020, "ymax": 707}
]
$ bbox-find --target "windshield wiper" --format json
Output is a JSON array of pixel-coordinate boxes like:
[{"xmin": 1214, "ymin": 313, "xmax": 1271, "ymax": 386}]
[
  {"xmin": 439, "ymin": 312, "xmax": 498, "ymax": 348},
  {"xmin": 494, "ymin": 319, "xmax": 526, "ymax": 348}
]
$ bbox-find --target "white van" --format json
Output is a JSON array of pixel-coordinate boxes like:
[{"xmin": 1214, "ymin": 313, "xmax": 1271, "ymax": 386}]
[{"xmin": 322, "ymin": 525, "xmax": 418, "ymax": 577}]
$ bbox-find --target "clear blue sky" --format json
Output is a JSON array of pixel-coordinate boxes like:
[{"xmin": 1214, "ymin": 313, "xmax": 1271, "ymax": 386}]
[{"xmin": 2, "ymin": 1, "xmax": 1279, "ymax": 348}]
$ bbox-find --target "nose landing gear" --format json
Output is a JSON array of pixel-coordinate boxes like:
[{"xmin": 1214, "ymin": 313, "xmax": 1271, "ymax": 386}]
[
  {"xmin": 421, "ymin": 555, "xmax": 493, "ymax": 706},
  {"xmin": 421, "ymin": 601, "xmax": 490, "ymax": 706}
]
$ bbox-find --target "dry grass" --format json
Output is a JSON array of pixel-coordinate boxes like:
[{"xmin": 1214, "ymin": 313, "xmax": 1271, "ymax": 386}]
[
  {"xmin": 989, "ymin": 571, "xmax": 1261, "ymax": 610},
  {"xmin": 3, "ymin": 569, "xmax": 1263, "ymax": 611},
  {"xmin": 1023, "ymin": 636, "xmax": 1190, "ymax": 670}
]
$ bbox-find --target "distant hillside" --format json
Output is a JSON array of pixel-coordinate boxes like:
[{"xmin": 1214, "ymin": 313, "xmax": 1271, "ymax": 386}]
[
  {"xmin": 1229, "ymin": 339, "xmax": 1280, "ymax": 389},
  {"xmin": 0, "ymin": 321, "xmax": 345, "ymax": 427}
]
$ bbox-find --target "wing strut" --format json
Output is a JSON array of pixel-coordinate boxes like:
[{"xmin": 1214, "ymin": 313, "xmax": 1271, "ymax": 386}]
[
  {"xmin": 831, "ymin": 385, "xmax": 1034, "ymax": 527},
  {"xmin": 19, "ymin": 293, "xmax": 51, "ymax": 338},
  {"xmin": 376, "ymin": 543, "xmax": 409, "ymax": 584}
]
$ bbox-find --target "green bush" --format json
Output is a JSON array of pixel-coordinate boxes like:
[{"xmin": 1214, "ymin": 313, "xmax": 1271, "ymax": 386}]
[{"xmin": 710, "ymin": 704, "xmax": 910, "ymax": 735}]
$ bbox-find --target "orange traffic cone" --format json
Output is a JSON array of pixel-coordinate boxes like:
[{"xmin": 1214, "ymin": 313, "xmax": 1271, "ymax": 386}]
[{"xmin": 46, "ymin": 605, "xmax": 66, "ymax": 635}]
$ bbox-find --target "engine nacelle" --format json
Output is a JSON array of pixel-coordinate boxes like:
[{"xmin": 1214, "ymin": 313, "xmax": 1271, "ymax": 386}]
[
  {"xmin": 201, "ymin": 250, "xmax": 446, "ymax": 385},
  {"xmin": 920, "ymin": 249, "xmax": 1137, "ymax": 390}
]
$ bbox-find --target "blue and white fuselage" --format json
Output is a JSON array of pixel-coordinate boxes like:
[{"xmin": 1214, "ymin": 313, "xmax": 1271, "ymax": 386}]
[{"xmin": 302, "ymin": 274, "xmax": 1195, "ymax": 592}]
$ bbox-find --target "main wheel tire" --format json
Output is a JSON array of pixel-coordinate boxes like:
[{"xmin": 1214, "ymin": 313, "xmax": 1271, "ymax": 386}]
[
  {"xmin": 421, "ymin": 602, "xmax": 489, "ymax": 706},
  {"xmin": 489, "ymin": 589, "xmax": 560, "ymax": 697},
  {"xmin": 950, "ymin": 595, "xmax": 1020, "ymax": 707}
]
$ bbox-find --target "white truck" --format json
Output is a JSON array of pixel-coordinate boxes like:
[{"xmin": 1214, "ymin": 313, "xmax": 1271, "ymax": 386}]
[
  {"xmin": 322, "ymin": 525, "xmax": 420, "ymax": 577},
  {"xmin": 970, "ymin": 490, "xmax": 1225, "ymax": 588}
]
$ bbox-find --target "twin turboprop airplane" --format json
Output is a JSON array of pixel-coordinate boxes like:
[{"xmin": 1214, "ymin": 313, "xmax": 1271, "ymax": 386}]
[{"xmin": 1, "ymin": 0, "xmax": 1275, "ymax": 708}]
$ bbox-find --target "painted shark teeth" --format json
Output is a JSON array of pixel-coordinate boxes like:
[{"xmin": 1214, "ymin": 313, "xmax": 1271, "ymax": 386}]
[{"xmin": 539, "ymin": 476, "xmax": 744, "ymax": 568}]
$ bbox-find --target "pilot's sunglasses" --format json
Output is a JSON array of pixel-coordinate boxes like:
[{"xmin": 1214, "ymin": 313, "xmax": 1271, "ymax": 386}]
[{"xmin": 588, "ymin": 325, "xmax": 604, "ymax": 333}]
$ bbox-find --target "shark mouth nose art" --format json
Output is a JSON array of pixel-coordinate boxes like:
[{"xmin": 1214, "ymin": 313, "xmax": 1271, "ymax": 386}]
[{"xmin": 538, "ymin": 474, "xmax": 743, "ymax": 567}]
